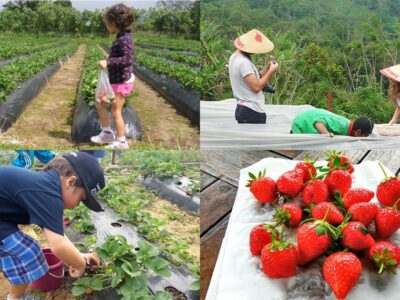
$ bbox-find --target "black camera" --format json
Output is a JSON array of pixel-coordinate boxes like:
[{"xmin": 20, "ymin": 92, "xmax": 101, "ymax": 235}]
[{"xmin": 262, "ymin": 56, "xmax": 277, "ymax": 93}]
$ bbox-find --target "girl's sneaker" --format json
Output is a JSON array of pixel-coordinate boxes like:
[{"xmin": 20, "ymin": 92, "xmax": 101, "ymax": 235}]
[
  {"xmin": 105, "ymin": 140, "xmax": 129, "ymax": 149},
  {"xmin": 90, "ymin": 131, "xmax": 115, "ymax": 144}
]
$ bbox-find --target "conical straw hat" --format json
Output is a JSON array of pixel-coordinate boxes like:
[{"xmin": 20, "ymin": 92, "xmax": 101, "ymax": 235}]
[
  {"xmin": 233, "ymin": 29, "xmax": 274, "ymax": 54},
  {"xmin": 380, "ymin": 64, "xmax": 400, "ymax": 83}
]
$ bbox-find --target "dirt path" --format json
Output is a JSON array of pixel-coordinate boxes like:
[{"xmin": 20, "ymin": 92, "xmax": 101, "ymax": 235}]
[
  {"xmin": 131, "ymin": 77, "xmax": 199, "ymax": 149},
  {"xmin": 0, "ymin": 44, "xmax": 87, "ymax": 148}
]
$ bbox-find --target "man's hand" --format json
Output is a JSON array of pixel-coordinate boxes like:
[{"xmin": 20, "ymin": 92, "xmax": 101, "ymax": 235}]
[
  {"xmin": 98, "ymin": 60, "xmax": 107, "ymax": 69},
  {"xmin": 69, "ymin": 264, "xmax": 85, "ymax": 278},
  {"xmin": 389, "ymin": 117, "xmax": 397, "ymax": 125},
  {"xmin": 84, "ymin": 253, "xmax": 100, "ymax": 268},
  {"xmin": 267, "ymin": 60, "xmax": 279, "ymax": 74}
]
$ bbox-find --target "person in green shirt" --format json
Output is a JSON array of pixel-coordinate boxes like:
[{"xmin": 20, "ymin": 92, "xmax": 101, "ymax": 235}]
[{"xmin": 291, "ymin": 108, "xmax": 374, "ymax": 137}]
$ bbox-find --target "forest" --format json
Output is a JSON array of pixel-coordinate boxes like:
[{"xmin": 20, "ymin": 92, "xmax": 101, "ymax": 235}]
[{"xmin": 201, "ymin": 0, "xmax": 400, "ymax": 123}]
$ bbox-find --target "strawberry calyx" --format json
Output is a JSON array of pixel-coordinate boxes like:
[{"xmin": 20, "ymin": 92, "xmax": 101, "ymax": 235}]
[
  {"xmin": 246, "ymin": 169, "xmax": 267, "ymax": 187},
  {"xmin": 373, "ymin": 247, "xmax": 398, "ymax": 274},
  {"xmin": 325, "ymin": 151, "xmax": 351, "ymax": 171},
  {"xmin": 273, "ymin": 207, "xmax": 291, "ymax": 227},
  {"xmin": 268, "ymin": 226, "xmax": 293, "ymax": 252},
  {"xmin": 301, "ymin": 208, "xmax": 340, "ymax": 239}
]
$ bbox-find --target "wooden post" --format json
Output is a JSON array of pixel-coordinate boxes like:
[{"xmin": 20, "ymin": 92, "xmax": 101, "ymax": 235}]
[
  {"xmin": 112, "ymin": 150, "xmax": 116, "ymax": 165},
  {"xmin": 327, "ymin": 90, "xmax": 332, "ymax": 111}
]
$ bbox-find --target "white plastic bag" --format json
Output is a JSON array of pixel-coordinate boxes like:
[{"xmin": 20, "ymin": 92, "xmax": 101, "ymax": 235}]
[{"xmin": 95, "ymin": 69, "xmax": 115, "ymax": 103}]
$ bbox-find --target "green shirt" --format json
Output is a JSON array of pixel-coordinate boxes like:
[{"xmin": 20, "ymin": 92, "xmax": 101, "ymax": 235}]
[{"xmin": 291, "ymin": 108, "xmax": 351, "ymax": 135}]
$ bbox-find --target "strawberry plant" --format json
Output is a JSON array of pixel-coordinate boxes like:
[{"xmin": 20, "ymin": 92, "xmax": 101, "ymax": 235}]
[
  {"xmin": 65, "ymin": 203, "xmax": 96, "ymax": 234},
  {"xmin": 137, "ymin": 47, "xmax": 199, "ymax": 67},
  {"xmin": 72, "ymin": 235, "xmax": 171, "ymax": 300}
]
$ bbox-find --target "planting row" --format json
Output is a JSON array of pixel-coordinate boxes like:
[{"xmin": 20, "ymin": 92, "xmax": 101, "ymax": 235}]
[
  {"xmin": 0, "ymin": 43, "xmax": 79, "ymax": 102},
  {"xmin": 135, "ymin": 34, "xmax": 199, "ymax": 52},
  {"xmin": 137, "ymin": 47, "xmax": 199, "ymax": 67}
]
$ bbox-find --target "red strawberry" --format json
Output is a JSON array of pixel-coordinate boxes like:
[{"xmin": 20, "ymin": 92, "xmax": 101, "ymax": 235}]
[
  {"xmin": 376, "ymin": 163, "xmax": 400, "ymax": 209},
  {"xmin": 324, "ymin": 169, "xmax": 352, "ymax": 198},
  {"xmin": 375, "ymin": 207, "xmax": 400, "ymax": 238},
  {"xmin": 369, "ymin": 241, "xmax": 400, "ymax": 274},
  {"xmin": 277, "ymin": 169, "xmax": 304, "ymax": 197},
  {"xmin": 301, "ymin": 179, "xmax": 328, "ymax": 206},
  {"xmin": 341, "ymin": 221, "xmax": 375, "ymax": 251},
  {"xmin": 295, "ymin": 161, "xmax": 316, "ymax": 183},
  {"xmin": 323, "ymin": 252, "xmax": 362, "ymax": 300},
  {"xmin": 327, "ymin": 151, "xmax": 355, "ymax": 173},
  {"xmin": 311, "ymin": 202, "xmax": 344, "ymax": 225},
  {"xmin": 261, "ymin": 228, "xmax": 297, "ymax": 278},
  {"xmin": 348, "ymin": 202, "xmax": 378, "ymax": 226},
  {"xmin": 342, "ymin": 188, "xmax": 374, "ymax": 209},
  {"xmin": 247, "ymin": 170, "xmax": 277, "ymax": 203},
  {"xmin": 249, "ymin": 224, "xmax": 277, "ymax": 256},
  {"xmin": 273, "ymin": 203, "xmax": 302, "ymax": 228},
  {"xmin": 296, "ymin": 218, "xmax": 338, "ymax": 265}
]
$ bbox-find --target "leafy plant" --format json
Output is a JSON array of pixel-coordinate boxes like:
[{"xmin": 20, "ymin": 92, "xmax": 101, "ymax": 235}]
[{"xmin": 65, "ymin": 203, "xmax": 96, "ymax": 234}]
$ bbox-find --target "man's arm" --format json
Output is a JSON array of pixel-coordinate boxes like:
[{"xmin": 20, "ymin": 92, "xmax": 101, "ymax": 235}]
[
  {"xmin": 314, "ymin": 122, "xmax": 334, "ymax": 137},
  {"xmin": 244, "ymin": 61, "xmax": 278, "ymax": 93}
]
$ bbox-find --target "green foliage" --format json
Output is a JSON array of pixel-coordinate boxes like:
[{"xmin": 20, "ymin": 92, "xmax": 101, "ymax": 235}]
[
  {"xmin": 65, "ymin": 203, "xmax": 96, "ymax": 234},
  {"xmin": 201, "ymin": 0, "xmax": 400, "ymax": 123},
  {"xmin": 137, "ymin": 46, "xmax": 199, "ymax": 67},
  {"xmin": 0, "ymin": 43, "xmax": 78, "ymax": 102},
  {"xmin": 72, "ymin": 235, "xmax": 171, "ymax": 300}
]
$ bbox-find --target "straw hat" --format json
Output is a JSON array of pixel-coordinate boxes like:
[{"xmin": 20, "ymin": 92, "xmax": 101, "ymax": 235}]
[
  {"xmin": 233, "ymin": 29, "xmax": 274, "ymax": 54},
  {"xmin": 380, "ymin": 64, "xmax": 400, "ymax": 83}
]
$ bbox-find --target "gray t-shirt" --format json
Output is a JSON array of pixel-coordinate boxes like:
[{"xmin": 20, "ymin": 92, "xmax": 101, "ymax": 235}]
[{"xmin": 228, "ymin": 52, "xmax": 265, "ymax": 113}]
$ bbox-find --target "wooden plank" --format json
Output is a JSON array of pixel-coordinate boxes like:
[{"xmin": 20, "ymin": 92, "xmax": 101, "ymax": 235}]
[
  {"xmin": 272, "ymin": 150, "xmax": 302, "ymax": 159},
  {"xmin": 294, "ymin": 150, "xmax": 368, "ymax": 164},
  {"xmin": 362, "ymin": 150, "xmax": 400, "ymax": 174},
  {"xmin": 201, "ymin": 171, "xmax": 218, "ymax": 191},
  {"xmin": 201, "ymin": 150, "xmax": 289, "ymax": 187},
  {"xmin": 201, "ymin": 180, "xmax": 237, "ymax": 235},
  {"xmin": 200, "ymin": 214, "xmax": 230, "ymax": 300}
]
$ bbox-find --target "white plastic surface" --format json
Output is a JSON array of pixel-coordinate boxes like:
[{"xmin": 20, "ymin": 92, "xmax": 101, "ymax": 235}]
[
  {"xmin": 201, "ymin": 99, "xmax": 400, "ymax": 150},
  {"xmin": 206, "ymin": 157, "xmax": 400, "ymax": 300}
]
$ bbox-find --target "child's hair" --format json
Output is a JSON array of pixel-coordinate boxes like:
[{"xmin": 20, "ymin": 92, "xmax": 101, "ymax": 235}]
[
  {"xmin": 104, "ymin": 3, "xmax": 134, "ymax": 31},
  {"xmin": 389, "ymin": 80, "xmax": 400, "ymax": 103},
  {"xmin": 44, "ymin": 157, "xmax": 83, "ymax": 187},
  {"xmin": 354, "ymin": 116, "xmax": 374, "ymax": 135}
]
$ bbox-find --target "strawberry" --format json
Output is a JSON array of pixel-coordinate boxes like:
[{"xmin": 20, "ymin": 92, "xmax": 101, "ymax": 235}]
[
  {"xmin": 261, "ymin": 227, "xmax": 297, "ymax": 278},
  {"xmin": 273, "ymin": 203, "xmax": 302, "ymax": 228},
  {"xmin": 369, "ymin": 241, "xmax": 400, "ymax": 274},
  {"xmin": 277, "ymin": 169, "xmax": 304, "ymax": 198},
  {"xmin": 327, "ymin": 151, "xmax": 355, "ymax": 174},
  {"xmin": 375, "ymin": 207, "xmax": 400, "ymax": 238},
  {"xmin": 311, "ymin": 202, "xmax": 344, "ymax": 225},
  {"xmin": 323, "ymin": 252, "xmax": 362, "ymax": 300},
  {"xmin": 249, "ymin": 224, "xmax": 277, "ymax": 256},
  {"xmin": 296, "ymin": 216, "xmax": 338, "ymax": 265},
  {"xmin": 246, "ymin": 170, "xmax": 277, "ymax": 203},
  {"xmin": 340, "ymin": 221, "xmax": 375, "ymax": 251},
  {"xmin": 324, "ymin": 169, "xmax": 352, "ymax": 198},
  {"xmin": 341, "ymin": 188, "xmax": 374, "ymax": 209},
  {"xmin": 301, "ymin": 179, "xmax": 328, "ymax": 206},
  {"xmin": 376, "ymin": 162, "xmax": 400, "ymax": 209},
  {"xmin": 295, "ymin": 160, "xmax": 316, "ymax": 183},
  {"xmin": 348, "ymin": 202, "xmax": 378, "ymax": 226}
]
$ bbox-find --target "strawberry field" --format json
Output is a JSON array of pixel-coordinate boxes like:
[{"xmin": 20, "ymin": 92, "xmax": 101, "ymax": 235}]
[
  {"xmin": 206, "ymin": 152, "xmax": 400, "ymax": 300},
  {"xmin": 63, "ymin": 150, "xmax": 200, "ymax": 300}
]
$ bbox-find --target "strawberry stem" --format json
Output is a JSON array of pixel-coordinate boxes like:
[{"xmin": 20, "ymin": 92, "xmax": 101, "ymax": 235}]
[{"xmin": 378, "ymin": 162, "xmax": 389, "ymax": 179}]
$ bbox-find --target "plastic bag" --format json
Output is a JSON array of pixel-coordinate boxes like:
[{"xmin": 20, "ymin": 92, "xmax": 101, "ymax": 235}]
[{"xmin": 95, "ymin": 69, "xmax": 115, "ymax": 103}]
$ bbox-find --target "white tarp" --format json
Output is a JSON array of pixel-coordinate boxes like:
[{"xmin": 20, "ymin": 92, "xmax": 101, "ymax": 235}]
[
  {"xmin": 200, "ymin": 99, "xmax": 400, "ymax": 150},
  {"xmin": 206, "ymin": 157, "xmax": 400, "ymax": 300}
]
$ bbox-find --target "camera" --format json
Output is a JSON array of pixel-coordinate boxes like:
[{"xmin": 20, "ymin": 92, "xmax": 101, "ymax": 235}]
[{"xmin": 262, "ymin": 55, "xmax": 277, "ymax": 93}]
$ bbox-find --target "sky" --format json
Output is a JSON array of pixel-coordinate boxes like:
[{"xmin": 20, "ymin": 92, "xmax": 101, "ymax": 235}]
[{"xmin": 0, "ymin": 0, "xmax": 159, "ymax": 10}]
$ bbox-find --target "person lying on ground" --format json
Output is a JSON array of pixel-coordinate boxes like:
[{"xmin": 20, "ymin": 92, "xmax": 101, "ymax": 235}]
[
  {"xmin": 291, "ymin": 108, "xmax": 374, "ymax": 137},
  {"xmin": 0, "ymin": 152, "xmax": 105, "ymax": 300},
  {"xmin": 229, "ymin": 29, "xmax": 278, "ymax": 124}
]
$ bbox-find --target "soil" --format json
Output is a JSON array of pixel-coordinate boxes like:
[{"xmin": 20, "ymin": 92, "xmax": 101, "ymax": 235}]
[
  {"xmin": 143, "ymin": 198, "xmax": 200, "ymax": 263},
  {"xmin": 130, "ymin": 77, "xmax": 199, "ymax": 149},
  {"xmin": 0, "ymin": 44, "xmax": 87, "ymax": 148}
]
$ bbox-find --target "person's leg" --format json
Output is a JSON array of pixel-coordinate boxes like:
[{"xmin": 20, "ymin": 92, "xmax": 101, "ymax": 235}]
[
  {"xmin": 33, "ymin": 151, "xmax": 55, "ymax": 164},
  {"xmin": 91, "ymin": 101, "xmax": 115, "ymax": 144},
  {"xmin": 107, "ymin": 94, "xmax": 128, "ymax": 149},
  {"xmin": 9, "ymin": 283, "xmax": 29, "ymax": 299},
  {"xmin": 11, "ymin": 151, "xmax": 34, "ymax": 169}
]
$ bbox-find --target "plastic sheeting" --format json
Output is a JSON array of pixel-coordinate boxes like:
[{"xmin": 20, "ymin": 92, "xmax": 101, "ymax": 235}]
[
  {"xmin": 138, "ymin": 176, "xmax": 200, "ymax": 214},
  {"xmin": 200, "ymin": 99, "xmax": 400, "ymax": 150},
  {"xmin": 206, "ymin": 157, "xmax": 400, "ymax": 300}
]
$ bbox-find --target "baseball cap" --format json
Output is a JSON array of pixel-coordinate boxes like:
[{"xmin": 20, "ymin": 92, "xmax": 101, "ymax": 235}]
[{"xmin": 63, "ymin": 152, "xmax": 105, "ymax": 212}]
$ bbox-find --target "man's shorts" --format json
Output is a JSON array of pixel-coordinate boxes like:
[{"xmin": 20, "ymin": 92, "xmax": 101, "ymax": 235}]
[
  {"xmin": 0, "ymin": 231, "xmax": 48, "ymax": 285},
  {"xmin": 235, "ymin": 104, "xmax": 267, "ymax": 124}
]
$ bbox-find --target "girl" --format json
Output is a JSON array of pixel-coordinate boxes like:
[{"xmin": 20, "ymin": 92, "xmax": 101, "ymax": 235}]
[
  {"xmin": 388, "ymin": 79, "xmax": 400, "ymax": 125},
  {"xmin": 91, "ymin": 3, "xmax": 135, "ymax": 149}
]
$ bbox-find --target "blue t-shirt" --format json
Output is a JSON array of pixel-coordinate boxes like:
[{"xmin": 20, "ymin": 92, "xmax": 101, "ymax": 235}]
[{"xmin": 0, "ymin": 166, "xmax": 64, "ymax": 240}]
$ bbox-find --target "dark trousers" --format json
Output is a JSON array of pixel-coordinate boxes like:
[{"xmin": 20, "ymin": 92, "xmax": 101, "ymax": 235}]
[{"xmin": 235, "ymin": 104, "xmax": 267, "ymax": 124}]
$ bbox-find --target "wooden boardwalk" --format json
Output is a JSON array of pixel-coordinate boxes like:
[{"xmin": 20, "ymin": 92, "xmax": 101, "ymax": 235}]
[{"xmin": 200, "ymin": 150, "xmax": 400, "ymax": 300}]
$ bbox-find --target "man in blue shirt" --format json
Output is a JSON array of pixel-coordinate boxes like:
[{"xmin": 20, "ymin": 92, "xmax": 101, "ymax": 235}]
[{"xmin": 0, "ymin": 152, "xmax": 104, "ymax": 300}]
